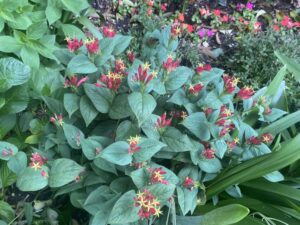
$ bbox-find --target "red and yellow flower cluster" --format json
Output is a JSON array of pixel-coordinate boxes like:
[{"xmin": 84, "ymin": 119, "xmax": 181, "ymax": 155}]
[
  {"xmin": 127, "ymin": 135, "xmax": 141, "ymax": 154},
  {"xmin": 29, "ymin": 153, "xmax": 48, "ymax": 177},
  {"xmin": 134, "ymin": 189, "xmax": 162, "ymax": 219},
  {"xmin": 148, "ymin": 167, "xmax": 168, "ymax": 185}
]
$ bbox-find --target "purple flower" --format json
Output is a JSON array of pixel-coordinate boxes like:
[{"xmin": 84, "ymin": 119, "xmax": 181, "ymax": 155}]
[
  {"xmin": 246, "ymin": 2, "xmax": 254, "ymax": 10},
  {"xmin": 207, "ymin": 29, "xmax": 215, "ymax": 37},
  {"xmin": 198, "ymin": 28, "xmax": 206, "ymax": 38},
  {"xmin": 236, "ymin": 3, "xmax": 245, "ymax": 11}
]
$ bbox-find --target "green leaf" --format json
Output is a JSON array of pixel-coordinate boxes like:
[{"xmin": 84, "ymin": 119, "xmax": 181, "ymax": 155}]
[
  {"xmin": 78, "ymin": 16, "xmax": 103, "ymax": 40},
  {"xmin": 16, "ymin": 166, "xmax": 49, "ymax": 191},
  {"xmin": 7, "ymin": 151, "xmax": 27, "ymax": 175},
  {"xmin": 133, "ymin": 138, "xmax": 166, "ymax": 162},
  {"xmin": 161, "ymin": 127, "xmax": 194, "ymax": 152},
  {"xmin": 261, "ymin": 110, "xmax": 300, "ymax": 135},
  {"xmin": 26, "ymin": 21, "xmax": 48, "ymax": 40},
  {"xmin": 108, "ymin": 190, "xmax": 139, "ymax": 224},
  {"xmin": 80, "ymin": 137, "xmax": 102, "ymax": 160},
  {"xmin": 182, "ymin": 112, "xmax": 210, "ymax": 141},
  {"xmin": 0, "ymin": 85, "xmax": 29, "ymax": 115},
  {"xmin": 67, "ymin": 55, "xmax": 97, "ymax": 75},
  {"xmin": 0, "ymin": 142, "xmax": 18, "ymax": 161},
  {"xmin": 128, "ymin": 92, "xmax": 156, "ymax": 126},
  {"xmin": 80, "ymin": 95, "xmax": 98, "ymax": 126},
  {"xmin": 46, "ymin": 0, "xmax": 62, "ymax": 25},
  {"xmin": 147, "ymin": 183, "xmax": 176, "ymax": 203},
  {"xmin": 61, "ymin": 24, "xmax": 86, "ymax": 40},
  {"xmin": 265, "ymin": 66, "xmax": 287, "ymax": 97},
  {"xmin": 61, "ymin": 0, "xmax": 89, "ymax": 15},
  {"xmin": 0, "ymin": 201, "xmax": 14, "ymax": 223},
  {"xmin": 0, "ymin": 114, "xmax": 16, "ymax": 139},
  {"xmin": 109, "ymin": 94, "xmax": 132, "ymax": 119},
  {"xmin": 112, "ymin": 35, "xmax": 132, "ymax": 55},
  {"xmin": 201, "ymin": 204, "xmax": 249, "ymax": 225},
  {"xmin": 84, "ymin": 83, "xmax": 114, "ymax": 113},
  {"xmin": 20, "ymin": 46, "xmax": 40, "ymax": 68},
  {"xmin": 64, "ymin": 93, "xmax": 80, "ymax": 118},
  {"xmin": 275, "ymin": 51, "xmax": 300, "ymax": 81},
  {"xmin": 0, "ymin": 36, "xmax": 22, "ymax": 53},
  {"xmin": 0, "ymin": 57, "xmax": 31, "ymax": 92},
  {"xmin": 49, "ymin": 158, "xmax": 84, "ymax": 188},
  {"xmin": 100, "ymin": 141, "xmax": 132, "ymax": 166},
  {"xmin": 63, "ymin": 123, "xmax": 84, "ymax": 149},
  {"xmin": 0, "ymin": 163, "xmax": 16, "ymax": 189},
  {"xmin": 206, "ymin": 134, "xmax": 300, "ymax": 198},
  {"xmin": 116, "ymin": 120, "xmax": 139, "ymax": 141},
  {"xmin": 165, "ymin": 66, "xmax": 194, "ymax": 91}
]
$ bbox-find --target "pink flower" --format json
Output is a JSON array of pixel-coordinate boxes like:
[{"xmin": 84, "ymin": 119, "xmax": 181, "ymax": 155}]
[
  {"xmin": 66, "ymin": 38, "xmax": 83, "ymax": 52},
  {"xmin": 133, "ymin": 65, "xmax": 154, "ymax": 85},
  {"xmin": 203, "ymin": 148, "xmax": 215, "ymax": 159},
  {"xmin": 85, "ymin": 38, "xmax": 99, "ymax": 54},
  {"xmin": 103, "ymin": 26, "xmax": 116, "ymax": 38},
  {"xmin": 64, "ymin": 75, "xmax": 88, "ymax": 89},
  {"xmin": 281, "ymin": 16, "xmax": 294, "ymax": 29},
  {"xmin": 188, "ymin": 83, "xmax": 204, "ymax": 96},
  {"xmin": 183, "ymin": 177, "xmax": 195, "ymax": 190},
  {"xmin": 196, "ymin": 64, "xmax": 212, "ymax": 73},
  {"xmin": 237, "ymin": 87, "xmax": 254, "ymax": 100},
  {"xmin": 207, "ymin": 29, "xmax": 215, "ymax": 37},
  {"xmin": 213, "ymin": 9, "xmax": 221, "ymax": 17},
  {"xmin": 198, "ymin": 28, "xmax": 206, "ymax": 38},
  {"xmin": 155, "ymin": 112, "xmax": 172, "ymax": 129},
  {"xmin": 161, "ymin": 3, "xmax": 167, "ymax": 12},
  {"xmin": 49, "ymin": 113, "xmax": 64, "ymax": 126},
  {"xmin": 248, "ymin": 136, "xmax": 261, "ymax": 145},
  {"xmin": 127, "ymin": 50, "xmax": 135, "ymax": 63},
  {"xmin": 162, "ymin": 56, "xmax": 179, "ymax": 72}
]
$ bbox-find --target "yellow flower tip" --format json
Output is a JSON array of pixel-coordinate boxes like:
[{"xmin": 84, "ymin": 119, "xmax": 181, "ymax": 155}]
[
  {"xmin": 234, "ymin": 137, "xmax": 240, "ymax": 143},
  {"xmin": 143, "ymin": 62, "xmax": 151, "ymax": 70}
]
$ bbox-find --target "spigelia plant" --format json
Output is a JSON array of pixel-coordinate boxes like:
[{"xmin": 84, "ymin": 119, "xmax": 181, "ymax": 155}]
[{"xmin": 1, "ymin": 22, "xmax": 299, "ymax": 224}]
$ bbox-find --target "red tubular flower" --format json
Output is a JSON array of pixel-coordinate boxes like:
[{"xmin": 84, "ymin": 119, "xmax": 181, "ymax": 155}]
[
  {"xmin": 196, "ymin": 64, "xmax": 212, "ymax": 74},
  {"xmin": 223, "ymin": 74, "xmax": 238, "ymax": 94},
  {"xmin": 149, "ymin": 167, "xmax": 168, "ymax": 185},
  {"xmin": 134, "ymin": 189, "xmax": 162, "ymax": 219},
  {"xmin": 237, "ymin": 87, "xmax": 254, "ymax": 99},
  {"xmin": 204, "ymin": 107, "xmax": 213, "ymax": 117},
  {"xmin": 162, "ymin": 56, "xmax": 179, "ymax": 72},
  {"xmin": 97, "ymin": 72, "xmax": 123, "ymax": 92},
  {"xmin": 281, "ymin": 16, "xmax": 294, "ymax": 29},
  {"xmin": 133, "ymin": 65, "xmax": 153, "ymax": 85},
  {"xmin": 64, "ymin": 75, "xmax": 88, "ymax": 89},
  {"xmin": 247, "ymin": 136, "xmax": 262, "ymax": 145},
  {"xmin": 203, "ymin": 148, "xmax": 215, "ymax": 159},
  {"xmin": 219, "ymin": 124, "xmax": 235, "ymax": 137},
  {"xmin": 114, "ymin": 59, "xmax": 126, "ymax": 73},
  {"xmin": 261, "ymin": 133, "xmax": 273, "ymax": 144},
  {"xmin": 227, "ymin": 139, "xmax": 238, "ymax": 150},
  {"xmin": 66, "ymin": 37, "xmax": 83, "ymax": 52},
  {"xmin": 183, "ymin": 177, "xmax": 195, "ymax": 190},
  {"xmin": 85, "ymin": 38, "xmax": 99, "ymax": 54},
  {"xmin": 219, "ymin": 105, "xmax": 232, "ymax": 118},
  {"xmin": 155, "ymin": 112, "xmax": 172, "ymax": 129},
  {"xmin": 188, "ymin": 83, "xmax": 204, "ymax": 96},
  {"xmin": 178, "ymin": 13, "xmax": 185, "ymax": 22},
  {"xmin": 127, "ymin": 136, "xmax": 141, "ymax": 154},
  {"xmin": 103, "ymin": 26, "xmax": 116, "ymax": 38},
  {"xmin": 127, "ymin": 50, "xmax": 135, "ymax": 63}
]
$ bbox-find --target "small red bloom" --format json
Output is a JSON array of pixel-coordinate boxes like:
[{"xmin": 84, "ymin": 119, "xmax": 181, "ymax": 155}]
[
  {"xmin": 204, "ymin": 108, "xmax": 213, "ymax": 117},
  {"xmin": 273, "ymin": 24, "xmax": 280, "ymax": 31},
  {"xmin": 237, "ymin": 87, "xmax": 254, "ymax": 100},
  {"xmin": 203, "ymin": 148, "xmax": 215, "ymax": 159},
  {"xmin": 155, "ymin": 112, "xmax": 172, "ymax": 129},
  {"xmin": 223, "ymin": 74, "xmax": 238, "ymax": 94},
  {"xmin": 227, "ymin": 139, "xmax": 238, "ymax": 150},
  {"xmin": 261, "ymin": 133, "xmax": 273, "ymax": 144},
  {"xmin": 30, "ymin": 153, "xmax": 47, "ymax": 171},
  {"xmin": 248, "ymin": 136, "xmax": 262, "ymax": 145},
  {"xmin": 147, "ymin": 0, "xmax": 154, "ymax": 6},
  {"xmin": 281, "ymin": 16, "xmax": 294, "ymax": 29},
  {"xmin": 161, "ymin": 3, "xmax": 167, "ymax": 12},
  {"xmin": 127, "ymin": 50, "xmax": 135, "ymax": 63},
  {"xmin": 49, "ymin": 113, "xmax": 64, "ymax": 126},
  {"xmin": 103, "ymin": 26, "xmax": 116, "ymax": 38},
  {"xmin": 219, "ymin": 105, "xmax": 232, "ymax": 118},
  {"xmin": 264, "ymin": 107, "xmax": 272, "ymax": 115},
  {"xmin": 171, "ymin": 22, "xmax": 182, "ymax": 37},
  {"xmin": 199, "ymin": 8, "xmax": 210, "ymax": 17},
  {"xmin": 149, "ymin": 167, "xmax": 168, "ymax": 185},
  {"xmin": 41, "ymin": 170, "xmax": 48, "ymax": 177},
  {"xmin": 221, "ymin": 14, "xmax": 229, "ymax": 23},
  {"xmin": 114, "ymin": 59, "xmax": 126, "ymax": 73},
  {"xmin": 147, "ymin": 8, "xmax": 153, "ymax": 16},
  {"xmin": 178, "ymin": 13, "xmax": 185, "ymax": 22},
  {"xmin": 64, "ymin": 75, "xmax": 88, "ymax": 89},
  {"xmin": 183, "ymin": 177, "xmax": 195, "ymax": 190},
  {"xmin": 134, "ymin": 189, "xmax": 162, "ymax": 218},
  {"xmin": 133, "ymin": 65, "xmax": 154, "ymax": 85},
  {"xmin": 162, "ymin": 56, "xmax": 179, "ymax": 72},
  {"xmin": 196, "ymin": 64, "xmax": 212, "ymax": 74},
  {"xmin": 219, "ymin": 124, "xmax": 235, "ymax": 137},
  {"xmin": 213, "ymin": 9, "xmax": 221, "ymax": 17},
  {"xmin": 66, "ymin": 37, "xmax": 83, "ymax": 52},
  {"xmin": 85, "ymin": 38, "xmax": 99, "ymax": 54},
  {"xmin": 127, "ymin": 136, "xmax": 141, "ymax": 154},
  {"xmin": 97, "ymin": 72, "xmax": 123, "ymax": 92},
  {"xmin": 188, "ymin": 83, "xmax": 204, "ymax": 96}
]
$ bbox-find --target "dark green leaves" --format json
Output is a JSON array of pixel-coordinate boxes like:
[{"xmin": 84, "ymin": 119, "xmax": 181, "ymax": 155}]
[
  {"xmin": 49, "ymin": 158, "xmax": 84, "ymax": 188},
  {"xmin": 80, "ymin": 96, "xmax": 98, "ymax": 126},
  {"xmin": 61, "ymin": 0, "xmax": 89, "ymax": 15},
  {"xmin": 128, "ymin": 92, "xmax": 156, "ymax": 126},
  {"xmin": 17, "ymin": 167, "xmax": 49, "ymax": 191},
  {"xmin": 100, "ymin": 141, "xmax": 132, "ymax": 166},
  {"xmin": 0, "ymin": 58, "xmax": 31, "ymax": 92},
  {"xmin": 108, "ymin": 190, "xmax": 139, "ymax": 224},
  {"xmin": 63, "ymin": 124, "xmax": 84, "ymax": 149},
  {"xmin": 182, "ymin": 112, "xmax": 210, "ymax": 141},
  {"xmin": 64, "ymin": 93, "xmax": 80, "ymax": 118},
  {"xmin": 133, "ymin": 138, "xmax": 166, "ymax": 162},
  {"xmin": 165, "ymin": 66, "xmax": 193, "ymax": 91},
  {"xmin": 67, "ymin": 55, "xmax": 97, "ymax": 75}
]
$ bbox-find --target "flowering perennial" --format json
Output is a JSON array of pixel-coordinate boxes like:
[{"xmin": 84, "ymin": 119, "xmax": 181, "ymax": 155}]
[{"xmin": 149, "ymin": 167, "xmax": 168, "ymax": 185}]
